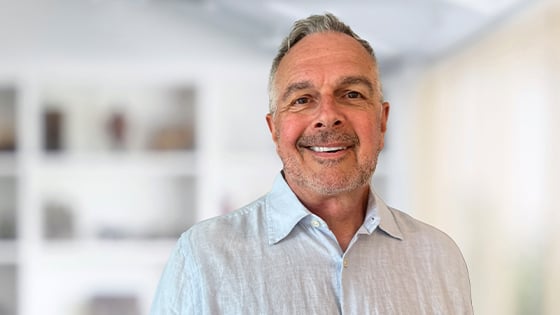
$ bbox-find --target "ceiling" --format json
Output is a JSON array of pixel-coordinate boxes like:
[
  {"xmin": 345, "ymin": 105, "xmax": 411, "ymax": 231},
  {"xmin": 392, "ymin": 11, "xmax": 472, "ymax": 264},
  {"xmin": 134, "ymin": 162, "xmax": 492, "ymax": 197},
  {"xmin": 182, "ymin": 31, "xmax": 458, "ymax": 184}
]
[
  {"xmin": 0, "ymin": 0, "xmax": 537, "ymax": 74},
  {"xmin": 161, "ymin": 0, "xmax": 535, "ymax": 68}
]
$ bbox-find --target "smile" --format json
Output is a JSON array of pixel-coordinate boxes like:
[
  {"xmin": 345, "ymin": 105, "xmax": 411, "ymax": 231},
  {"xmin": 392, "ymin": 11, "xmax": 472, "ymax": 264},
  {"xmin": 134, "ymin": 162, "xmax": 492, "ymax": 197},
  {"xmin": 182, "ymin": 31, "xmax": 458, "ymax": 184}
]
[{"xmin": 308, "ymin": 146, "xmax": 348, "ymax": 153}]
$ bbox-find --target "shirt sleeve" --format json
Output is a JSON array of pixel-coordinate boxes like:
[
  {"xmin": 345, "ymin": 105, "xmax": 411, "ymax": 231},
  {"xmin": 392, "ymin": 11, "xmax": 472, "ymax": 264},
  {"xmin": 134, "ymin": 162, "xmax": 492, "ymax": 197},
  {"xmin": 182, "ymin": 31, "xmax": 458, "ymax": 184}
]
[{"xmin": 150, "ymin": 234, "xmax": 197, "ymax": 315}]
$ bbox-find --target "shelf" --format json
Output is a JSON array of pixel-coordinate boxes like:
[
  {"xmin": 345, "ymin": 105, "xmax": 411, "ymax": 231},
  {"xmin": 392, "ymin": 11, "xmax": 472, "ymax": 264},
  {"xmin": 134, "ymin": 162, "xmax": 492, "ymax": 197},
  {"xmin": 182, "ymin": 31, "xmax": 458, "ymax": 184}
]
[
  {"xmin": 0, "ymin": 240, "xmax": 17, "ymax": 264},
  {"xmin": 41, "ymin": 239, "xmax": 177, "ymax": 266},
  {"xmin": 39, "ymin": 151, "xmax": 197, "ymax": 177}
]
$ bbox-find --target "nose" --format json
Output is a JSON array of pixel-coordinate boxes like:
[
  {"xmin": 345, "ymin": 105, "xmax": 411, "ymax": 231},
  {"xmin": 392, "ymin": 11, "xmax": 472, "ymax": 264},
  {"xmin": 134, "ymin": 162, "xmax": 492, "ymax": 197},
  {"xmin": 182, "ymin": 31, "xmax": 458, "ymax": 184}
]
[{"xmin": 314, "ymin": 96, "xmax": 344, "ymax": 129}]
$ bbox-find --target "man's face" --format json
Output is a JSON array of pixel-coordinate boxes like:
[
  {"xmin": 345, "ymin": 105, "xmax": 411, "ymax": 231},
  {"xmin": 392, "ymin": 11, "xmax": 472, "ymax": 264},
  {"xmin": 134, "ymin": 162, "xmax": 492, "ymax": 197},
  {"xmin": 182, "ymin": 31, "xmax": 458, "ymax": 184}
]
[{"xmin": 266, "ymin": 32, "xmax": 390, "ymax": 197}]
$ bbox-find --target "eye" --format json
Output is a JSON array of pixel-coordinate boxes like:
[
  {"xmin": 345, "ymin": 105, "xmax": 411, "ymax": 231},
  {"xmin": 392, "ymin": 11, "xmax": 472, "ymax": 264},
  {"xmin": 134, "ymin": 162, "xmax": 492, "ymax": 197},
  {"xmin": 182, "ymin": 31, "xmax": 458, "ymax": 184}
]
[
  {"xmin": 293, "ymin": 96, "xmax": 311, "ymax": 105},
  {"xmin": 346, "ymin": 91, "xmax": 362, "ymax": 99}
]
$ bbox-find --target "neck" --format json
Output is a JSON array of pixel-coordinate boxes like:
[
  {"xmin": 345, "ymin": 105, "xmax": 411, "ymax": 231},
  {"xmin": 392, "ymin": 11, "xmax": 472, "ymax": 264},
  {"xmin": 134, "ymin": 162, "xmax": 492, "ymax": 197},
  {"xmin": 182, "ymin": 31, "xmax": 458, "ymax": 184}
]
[{"xmin": 292, "ymin": 184, "xmax": 370, "ymax": 252}]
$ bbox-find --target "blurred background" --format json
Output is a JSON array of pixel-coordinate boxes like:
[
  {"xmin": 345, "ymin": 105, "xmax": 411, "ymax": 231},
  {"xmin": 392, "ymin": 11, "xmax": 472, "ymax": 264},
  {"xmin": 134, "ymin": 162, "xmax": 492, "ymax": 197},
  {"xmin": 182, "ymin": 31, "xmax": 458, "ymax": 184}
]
[{"xmin": 0, "ymin": 0, "xmax": 558, "ymax": 314}]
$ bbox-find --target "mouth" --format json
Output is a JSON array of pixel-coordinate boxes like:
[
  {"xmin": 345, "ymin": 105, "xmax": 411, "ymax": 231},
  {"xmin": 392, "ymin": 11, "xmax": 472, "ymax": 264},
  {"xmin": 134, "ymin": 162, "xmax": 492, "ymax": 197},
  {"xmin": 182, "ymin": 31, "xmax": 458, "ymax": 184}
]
[
  {"xmin": 307, "ymin": 146, "xmax": 349, "ymax": 153},
  {"xmin": 297, "ymin": 131, "xmax": 358, "ymax": 157}
]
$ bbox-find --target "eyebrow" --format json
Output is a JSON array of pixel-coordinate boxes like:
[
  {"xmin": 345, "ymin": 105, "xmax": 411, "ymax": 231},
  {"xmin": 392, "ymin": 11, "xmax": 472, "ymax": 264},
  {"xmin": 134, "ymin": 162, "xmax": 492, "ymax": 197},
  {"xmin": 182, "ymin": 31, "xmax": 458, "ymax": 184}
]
[
  {"xmin": 280, "ymin": 81, "xmax": 313, "ymax": 103},
  {"xmin": 337, "ymin": 76, "xmax": 375, "ymax": 96}
]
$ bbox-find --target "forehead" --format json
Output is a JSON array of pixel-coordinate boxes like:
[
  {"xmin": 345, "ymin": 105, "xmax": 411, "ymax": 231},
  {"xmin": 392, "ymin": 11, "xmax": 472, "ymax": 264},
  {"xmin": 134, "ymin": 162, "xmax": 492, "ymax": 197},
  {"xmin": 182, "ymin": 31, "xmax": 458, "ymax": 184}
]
[{"xmin": 275, "ymin": 32, "xmax": 377, "ymax": 90}]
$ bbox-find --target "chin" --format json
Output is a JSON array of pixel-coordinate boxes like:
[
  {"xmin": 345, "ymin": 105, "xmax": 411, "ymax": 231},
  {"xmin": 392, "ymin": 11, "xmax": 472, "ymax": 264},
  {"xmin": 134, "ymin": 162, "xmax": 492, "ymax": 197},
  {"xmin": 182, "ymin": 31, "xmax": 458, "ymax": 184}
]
[{"xmin": 307, "ymin": 172, "xmax": 371, "ymax": 196}]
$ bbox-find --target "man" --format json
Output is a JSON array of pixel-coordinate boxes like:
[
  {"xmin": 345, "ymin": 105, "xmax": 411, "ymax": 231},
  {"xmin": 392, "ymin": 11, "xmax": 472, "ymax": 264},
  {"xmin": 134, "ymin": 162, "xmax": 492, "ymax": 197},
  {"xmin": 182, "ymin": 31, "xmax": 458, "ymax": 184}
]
[{"xmin": 151, "ymin": 13, "xmax": 473, "ymax": 314}]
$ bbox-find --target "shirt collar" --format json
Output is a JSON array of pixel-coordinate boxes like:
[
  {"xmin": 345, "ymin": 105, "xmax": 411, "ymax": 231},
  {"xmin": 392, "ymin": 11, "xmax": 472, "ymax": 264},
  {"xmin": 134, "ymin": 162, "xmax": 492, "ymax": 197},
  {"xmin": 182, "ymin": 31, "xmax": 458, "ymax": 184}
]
[
  {"xmin": 357, "ymin": 190, "xmax": 380, "ymax": 235},
  {"xmin": 265, "ymin": 174, "xmax": 311, "ymax": 245},
  {"xmin": 265, "ymin": 173, "xmax": 404, "ymax": 245},
  {"xmin": 374, "ymin": 190, "xmax": 404, "ymax": 240}
]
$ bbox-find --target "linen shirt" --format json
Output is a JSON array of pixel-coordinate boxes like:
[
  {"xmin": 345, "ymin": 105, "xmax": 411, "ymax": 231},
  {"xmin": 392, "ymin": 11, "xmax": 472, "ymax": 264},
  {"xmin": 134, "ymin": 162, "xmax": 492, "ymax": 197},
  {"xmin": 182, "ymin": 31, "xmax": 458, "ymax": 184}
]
[{"xmin": 151, "ymin": 174, "xmax": 473, "ymax": 315}]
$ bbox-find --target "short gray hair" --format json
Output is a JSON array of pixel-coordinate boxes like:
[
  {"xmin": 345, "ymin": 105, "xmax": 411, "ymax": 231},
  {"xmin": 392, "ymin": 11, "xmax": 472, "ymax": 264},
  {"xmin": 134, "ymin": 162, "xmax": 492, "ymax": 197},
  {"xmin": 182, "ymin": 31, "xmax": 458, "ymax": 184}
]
[{"xmin": 268, "ymin": 13, "xmax": 382, "ymax": 114}]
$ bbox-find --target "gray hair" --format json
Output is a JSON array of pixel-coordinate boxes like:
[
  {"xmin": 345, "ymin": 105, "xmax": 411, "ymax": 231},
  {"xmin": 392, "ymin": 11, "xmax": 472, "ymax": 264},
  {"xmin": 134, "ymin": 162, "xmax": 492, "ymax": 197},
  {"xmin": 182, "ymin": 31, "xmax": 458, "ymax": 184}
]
[{"xmin": 268, "ymin": 13, "xmax": 382, "ymax": 114}]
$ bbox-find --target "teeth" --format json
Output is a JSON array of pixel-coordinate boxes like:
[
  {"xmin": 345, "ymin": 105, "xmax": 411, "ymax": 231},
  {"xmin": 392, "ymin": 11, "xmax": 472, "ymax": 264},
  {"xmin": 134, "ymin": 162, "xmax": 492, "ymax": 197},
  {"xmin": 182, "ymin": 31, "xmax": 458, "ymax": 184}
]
[{"xmin": 309, "ymin": 146, "xmax": 347, "ymax": 152}]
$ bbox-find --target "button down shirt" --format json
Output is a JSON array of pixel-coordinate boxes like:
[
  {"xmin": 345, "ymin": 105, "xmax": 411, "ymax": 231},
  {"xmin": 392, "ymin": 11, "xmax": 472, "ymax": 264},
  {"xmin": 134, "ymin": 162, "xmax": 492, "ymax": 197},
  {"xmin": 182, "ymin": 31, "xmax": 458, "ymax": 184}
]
[{"xmin": 151, "ymin": 174, "xmax": 473, "ymax": 314}]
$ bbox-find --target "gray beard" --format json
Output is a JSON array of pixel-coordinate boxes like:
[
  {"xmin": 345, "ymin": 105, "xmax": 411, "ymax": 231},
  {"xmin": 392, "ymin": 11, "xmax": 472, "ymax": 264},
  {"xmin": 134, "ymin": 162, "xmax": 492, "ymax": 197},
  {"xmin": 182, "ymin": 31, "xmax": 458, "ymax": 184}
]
[{"xmin": 280, "ymin": 148, "xmax": 379, "ymax": 196}]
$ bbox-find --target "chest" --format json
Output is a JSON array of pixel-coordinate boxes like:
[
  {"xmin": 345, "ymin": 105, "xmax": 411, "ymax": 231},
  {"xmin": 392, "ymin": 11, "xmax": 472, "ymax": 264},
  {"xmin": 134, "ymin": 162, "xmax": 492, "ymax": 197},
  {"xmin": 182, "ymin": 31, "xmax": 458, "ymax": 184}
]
[{"xmin": 193, "ymin": 231, "xmax": 465, "ymax": 314}]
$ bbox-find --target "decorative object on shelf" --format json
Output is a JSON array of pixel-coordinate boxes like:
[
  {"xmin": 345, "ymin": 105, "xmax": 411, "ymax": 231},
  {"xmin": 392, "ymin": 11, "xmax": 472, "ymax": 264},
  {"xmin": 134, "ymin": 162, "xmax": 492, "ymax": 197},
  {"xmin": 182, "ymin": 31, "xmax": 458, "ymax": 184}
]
[
  {"xmin": 0, "ymin": 178, "xmax": 16, "ymax": 239},
  {"xmin": 0, "ymin": 87, "xmax": 16, "ymax": 152},
  {"xmin": 97, "ymin": 225, "xmax": 130, "ymax": 240},
  {"xmin": 0, "ymin": 210, "xmax": 16, "ymax": 239},
  {"xmin": 88, "ymin": 294, "xmax": 140, "ymax": 315},
  {"xmin": 148, "ymin": 86, "xmax": 196, "ymax": 151},
  {"xmin": 43, "ymin": 108, "xmax": 65, "ymax": 152},
  {"xmin": 106, "ymin": 110, "xmax": 128, "ymax": 151},
  {"xmin": 149, "ymin": 124, "xmax": 194, "ymax": 151},
  {"xmin": 43, "ymin": 201, "xmax": 74, "ymax": 239},
  {"xmin": 0, "ymin": 129, "xmax": 15, "ymax": 152}
]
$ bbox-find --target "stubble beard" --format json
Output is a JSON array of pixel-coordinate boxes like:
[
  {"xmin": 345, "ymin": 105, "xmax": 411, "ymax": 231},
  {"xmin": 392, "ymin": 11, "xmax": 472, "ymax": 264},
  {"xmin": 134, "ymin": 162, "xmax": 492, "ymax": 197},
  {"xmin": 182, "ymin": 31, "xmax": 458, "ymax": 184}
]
[{"xmin": 278, "ymin": 131, "xmax": 380, "ymax": 196}]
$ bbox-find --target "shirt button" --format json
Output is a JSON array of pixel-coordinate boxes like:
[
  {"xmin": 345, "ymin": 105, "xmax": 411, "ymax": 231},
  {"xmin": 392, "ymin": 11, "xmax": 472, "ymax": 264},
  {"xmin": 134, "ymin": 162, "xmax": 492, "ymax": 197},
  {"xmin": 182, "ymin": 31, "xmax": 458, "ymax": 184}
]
[
  {"xmin": 311, "ymin": 220, "xmax": 321, "ymax": 228},
  {"xmin": 343, "ymin": 259, "xmax": 349, "ymax": 268}
]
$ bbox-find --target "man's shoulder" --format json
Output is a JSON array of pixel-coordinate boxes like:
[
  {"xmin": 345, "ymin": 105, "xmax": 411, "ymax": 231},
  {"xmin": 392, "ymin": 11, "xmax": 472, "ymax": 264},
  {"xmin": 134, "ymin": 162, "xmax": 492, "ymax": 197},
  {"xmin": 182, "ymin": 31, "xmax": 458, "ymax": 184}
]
[
  {"xmin": 384, "ymin": 206, "xmax": 464, "ymax": 254},
  {"xmin": 179, "ymin": 195, "xmax": 268, "ymax": 246}
]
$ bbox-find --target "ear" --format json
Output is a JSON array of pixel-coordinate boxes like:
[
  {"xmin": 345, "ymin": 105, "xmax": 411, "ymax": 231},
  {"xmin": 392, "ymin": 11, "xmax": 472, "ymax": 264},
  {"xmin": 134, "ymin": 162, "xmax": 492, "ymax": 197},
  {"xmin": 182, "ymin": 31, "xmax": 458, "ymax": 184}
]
[
  {"xmin": 379, "ymin": 101, "xmax": 390, "ymax": 149},
  {"xmin": 380, "ymin": 101, "xmax": 390, "ymax": 133},
  {"xmin": 266, "ymin": 113, "xmax": 278, "ymax": 144}
]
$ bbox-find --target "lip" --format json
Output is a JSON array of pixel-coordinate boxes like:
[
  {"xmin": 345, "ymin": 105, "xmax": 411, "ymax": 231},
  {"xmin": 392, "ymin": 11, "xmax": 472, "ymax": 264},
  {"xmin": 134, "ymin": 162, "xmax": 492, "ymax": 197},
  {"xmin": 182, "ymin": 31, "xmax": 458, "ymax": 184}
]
[
  {"xmin": 302, "ymin": 144, "xmax": 353, "ymax": 158},
  {"xmin": 297, "ymin": 132, "xmax": 359, "ymax": 159},
  {"xmin": 308, "ymin": 146, "xmax": 348, "ymax": 153}
]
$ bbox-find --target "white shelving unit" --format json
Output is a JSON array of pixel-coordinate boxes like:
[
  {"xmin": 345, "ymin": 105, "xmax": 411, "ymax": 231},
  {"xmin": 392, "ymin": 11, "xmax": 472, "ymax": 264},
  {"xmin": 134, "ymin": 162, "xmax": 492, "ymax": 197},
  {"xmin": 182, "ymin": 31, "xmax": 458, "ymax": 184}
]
[{"xmin": 1, "ymin": 78, "xmax": 202, "ymax": 315}]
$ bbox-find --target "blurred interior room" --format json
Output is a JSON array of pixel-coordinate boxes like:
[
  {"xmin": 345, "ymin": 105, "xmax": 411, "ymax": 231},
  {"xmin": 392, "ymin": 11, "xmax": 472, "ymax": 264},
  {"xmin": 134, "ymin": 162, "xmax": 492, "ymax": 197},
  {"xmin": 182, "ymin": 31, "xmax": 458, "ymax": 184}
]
[{"xmin": 0, "ymin": 0, "xmax": 559, "ymax": 314}]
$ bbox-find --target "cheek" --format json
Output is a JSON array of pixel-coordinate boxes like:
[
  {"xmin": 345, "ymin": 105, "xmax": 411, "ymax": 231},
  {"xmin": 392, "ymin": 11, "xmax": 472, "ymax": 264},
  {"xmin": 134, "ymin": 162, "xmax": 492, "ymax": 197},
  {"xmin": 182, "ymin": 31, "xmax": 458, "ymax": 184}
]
[
  {"xmin": 356, "ymin": 118, "xmax": 384, "ymax": 148},
  {"xmin": 276, "ymin": 118, "xmax": 307, "ymax": 147}
]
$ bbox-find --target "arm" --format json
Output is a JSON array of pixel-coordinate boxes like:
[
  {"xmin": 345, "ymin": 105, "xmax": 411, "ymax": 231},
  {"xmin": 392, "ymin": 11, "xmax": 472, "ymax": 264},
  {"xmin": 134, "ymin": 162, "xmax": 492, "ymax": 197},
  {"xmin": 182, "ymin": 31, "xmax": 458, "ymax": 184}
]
[{"xmin": 150, "ymin": 234, "xmax": 198, "ymax": 315}]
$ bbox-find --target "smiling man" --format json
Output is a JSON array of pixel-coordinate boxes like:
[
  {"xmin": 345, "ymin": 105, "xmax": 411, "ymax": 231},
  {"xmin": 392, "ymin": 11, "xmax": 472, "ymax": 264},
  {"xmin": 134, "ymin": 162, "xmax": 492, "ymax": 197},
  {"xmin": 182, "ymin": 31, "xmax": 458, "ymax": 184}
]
[
  {"xmin": 151, "ymin": 13, "xmax": 473, "ymax": 315},
  {"xmin": 266, "ymin": 30, "xmax": 390, "ymax": 252}
]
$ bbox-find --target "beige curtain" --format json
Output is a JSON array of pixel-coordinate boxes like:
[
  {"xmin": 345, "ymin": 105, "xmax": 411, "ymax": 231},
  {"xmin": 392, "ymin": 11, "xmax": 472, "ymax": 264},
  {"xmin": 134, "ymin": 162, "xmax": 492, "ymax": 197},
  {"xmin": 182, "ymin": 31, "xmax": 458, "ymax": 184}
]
[{"xmin": 408, "ymin": 0, "xmax": 560, "ymax": 313}]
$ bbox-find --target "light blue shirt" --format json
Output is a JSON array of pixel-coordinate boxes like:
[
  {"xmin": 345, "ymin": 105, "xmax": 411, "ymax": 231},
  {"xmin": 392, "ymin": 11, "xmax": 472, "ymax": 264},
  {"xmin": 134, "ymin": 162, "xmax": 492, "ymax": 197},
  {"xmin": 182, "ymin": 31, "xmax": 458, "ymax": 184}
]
[{"xmin": 151, "ymin": 174, "xmax": 473, "ymax": 314}]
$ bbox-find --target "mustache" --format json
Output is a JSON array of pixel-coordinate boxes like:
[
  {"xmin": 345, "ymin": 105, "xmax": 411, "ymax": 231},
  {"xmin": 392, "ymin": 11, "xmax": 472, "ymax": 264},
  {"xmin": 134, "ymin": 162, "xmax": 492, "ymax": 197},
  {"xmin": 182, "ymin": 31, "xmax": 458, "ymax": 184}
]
[{"xmin": 296, "ymin": 130, "xmax": 359, "ymax": 147}]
